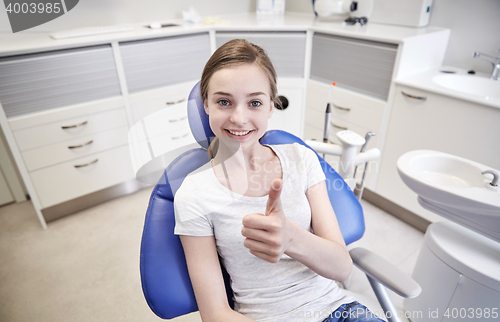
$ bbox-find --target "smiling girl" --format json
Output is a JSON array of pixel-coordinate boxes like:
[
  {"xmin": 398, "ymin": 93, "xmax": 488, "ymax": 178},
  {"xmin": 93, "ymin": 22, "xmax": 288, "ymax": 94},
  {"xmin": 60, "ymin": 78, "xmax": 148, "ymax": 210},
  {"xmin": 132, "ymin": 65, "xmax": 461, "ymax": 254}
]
[{"xmin": 174, "ymin": 39, "xmax": 383, "ymax": 322}]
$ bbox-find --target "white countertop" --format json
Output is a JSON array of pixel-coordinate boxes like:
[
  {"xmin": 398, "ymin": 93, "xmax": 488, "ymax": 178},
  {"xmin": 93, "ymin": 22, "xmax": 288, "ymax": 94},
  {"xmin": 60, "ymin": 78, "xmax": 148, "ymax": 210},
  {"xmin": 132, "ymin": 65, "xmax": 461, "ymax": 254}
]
[
  {"xmin": 395, "ymin": 67, "xmax": 500, "ymax": 109},
  {"xmin": 0, "ymin": 12, "xmax": 448, "ymax": 57}
]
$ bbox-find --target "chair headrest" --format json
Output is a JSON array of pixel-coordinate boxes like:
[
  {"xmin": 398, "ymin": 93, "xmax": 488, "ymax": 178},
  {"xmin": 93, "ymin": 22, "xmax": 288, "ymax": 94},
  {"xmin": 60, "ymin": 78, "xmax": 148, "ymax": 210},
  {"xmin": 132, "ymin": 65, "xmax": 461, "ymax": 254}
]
[{"xmin": 187, "ymin": 82, "xmax": 215, "ymax": 150}]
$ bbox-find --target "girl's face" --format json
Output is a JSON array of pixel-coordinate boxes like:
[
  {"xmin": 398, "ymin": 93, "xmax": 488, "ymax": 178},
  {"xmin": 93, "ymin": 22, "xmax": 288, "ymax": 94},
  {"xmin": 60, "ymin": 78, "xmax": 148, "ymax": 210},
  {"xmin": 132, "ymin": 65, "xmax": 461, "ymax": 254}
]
[{"xmin": 204, "ymin": 63, "xmax": 274, "ymax": 151}]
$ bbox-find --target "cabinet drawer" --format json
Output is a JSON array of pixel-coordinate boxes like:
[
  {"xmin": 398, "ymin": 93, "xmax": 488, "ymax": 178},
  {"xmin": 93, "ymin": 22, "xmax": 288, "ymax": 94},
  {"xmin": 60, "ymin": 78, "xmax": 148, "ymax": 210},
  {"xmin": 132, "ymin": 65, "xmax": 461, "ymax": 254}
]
[
  {"xmin": 306, "ymin": 80, "xmax": 384, "ymax": 136},
  {"xmin": 330, "ymin": 86, "xmax": 385, "ymax": 131},
  {"xmin": 13, "ymin": 108, "xmax": 128, "ymax": 151},
  {"xmin": 311, "ymin": 33, "xmax": 397, "ymax": 100},
  {"xmin": 129, "ymin": 81, "xmax": 195, "ymax": 122},
  {"xmin": 22, "ymin": 126, "xmax": 129, "ymax": 172},
  {"xmin": 31, "ymin": 145, "xmax": 134, "ymax": 208},
  {"xmin": 132, "ymin": 101, "xmax": 196, "ymax": 160},
  {"xmin": 216, "ymin": 32, "xmax": 306, "ymax": 78},
  {"xmin": 120, "ymin": 33, "xmax": 210, "ymax": 93},
  {"xmin": 0, "ymin": 45, "xmax": 121, "ymax": 118}
]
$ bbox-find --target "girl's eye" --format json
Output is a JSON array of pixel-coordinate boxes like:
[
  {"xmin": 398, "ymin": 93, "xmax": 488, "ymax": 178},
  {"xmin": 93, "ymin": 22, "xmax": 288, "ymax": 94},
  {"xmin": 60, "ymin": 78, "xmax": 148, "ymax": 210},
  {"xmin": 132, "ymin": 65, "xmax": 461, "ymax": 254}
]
[
  {"xmin": 250, "ymin": 101, "xmax": 262, "ymax": 108},
  {"xmin": 218, "ymin": 99, "xmax": 230, "ymax": 106}
]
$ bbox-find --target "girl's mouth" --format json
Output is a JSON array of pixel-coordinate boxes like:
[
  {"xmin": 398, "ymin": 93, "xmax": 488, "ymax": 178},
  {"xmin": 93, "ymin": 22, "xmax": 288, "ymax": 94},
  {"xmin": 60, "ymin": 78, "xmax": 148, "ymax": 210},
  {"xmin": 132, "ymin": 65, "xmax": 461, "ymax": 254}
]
[{"xmin": 225, "ymin": 129, "xmax": 254, "ymax": 138}]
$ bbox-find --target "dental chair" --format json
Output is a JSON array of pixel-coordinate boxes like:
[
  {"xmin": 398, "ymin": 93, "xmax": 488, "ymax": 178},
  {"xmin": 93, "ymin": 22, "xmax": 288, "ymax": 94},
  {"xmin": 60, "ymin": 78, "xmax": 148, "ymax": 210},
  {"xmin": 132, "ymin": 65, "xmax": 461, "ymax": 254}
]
[{"xmin": 139, "ymin": 82, "xmax": 421, "ymax": 322}]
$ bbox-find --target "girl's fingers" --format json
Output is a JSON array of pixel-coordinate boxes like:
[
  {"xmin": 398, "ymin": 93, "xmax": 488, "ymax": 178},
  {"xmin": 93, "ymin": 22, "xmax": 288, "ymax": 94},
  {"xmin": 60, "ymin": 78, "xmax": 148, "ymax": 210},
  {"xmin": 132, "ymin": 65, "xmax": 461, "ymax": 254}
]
[
  {"xmin": 242, "ymin": 213, "xmax": 272, "ymax": 230},
  {"xmin": 249, "ymin": 249, "xmax": 280, "ymax": 264}
]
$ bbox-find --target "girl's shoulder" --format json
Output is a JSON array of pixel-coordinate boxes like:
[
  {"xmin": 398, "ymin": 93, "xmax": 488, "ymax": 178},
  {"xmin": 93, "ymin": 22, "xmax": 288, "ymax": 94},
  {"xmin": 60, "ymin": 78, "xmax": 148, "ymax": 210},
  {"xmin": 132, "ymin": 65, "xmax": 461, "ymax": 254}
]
[
  {"xmin": 269, "ymin": 142, "xmax": 317, "ymax": 162},
  {"xmin": 174, "ymin": 162, "xmax": 214, "ymax": 200}
]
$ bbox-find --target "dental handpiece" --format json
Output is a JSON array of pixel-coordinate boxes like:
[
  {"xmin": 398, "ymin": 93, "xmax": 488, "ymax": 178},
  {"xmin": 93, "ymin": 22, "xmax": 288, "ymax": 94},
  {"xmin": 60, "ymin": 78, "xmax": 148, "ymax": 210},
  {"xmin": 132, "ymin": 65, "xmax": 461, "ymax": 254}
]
[
  {"xmin": 323, "ymin": 103, "xmax": 331, "ymax": 143},
  {"xmin": 322, "ymin": 103, "xmax": 332, "ymax": 159}
]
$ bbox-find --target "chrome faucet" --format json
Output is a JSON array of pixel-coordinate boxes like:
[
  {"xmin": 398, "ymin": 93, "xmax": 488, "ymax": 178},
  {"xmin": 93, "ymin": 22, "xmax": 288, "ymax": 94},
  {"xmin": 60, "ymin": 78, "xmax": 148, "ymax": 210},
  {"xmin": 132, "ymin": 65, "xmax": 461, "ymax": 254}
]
[{"xmin": 473, "ymin": 50, "xmax": 500, "ymax": 80}]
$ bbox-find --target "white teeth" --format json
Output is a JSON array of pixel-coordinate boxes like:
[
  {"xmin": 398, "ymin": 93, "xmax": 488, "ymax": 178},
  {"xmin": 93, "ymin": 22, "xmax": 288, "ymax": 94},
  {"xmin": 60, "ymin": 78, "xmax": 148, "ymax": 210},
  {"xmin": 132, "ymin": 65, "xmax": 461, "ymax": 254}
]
[{"xmin": 227, "ymin": 130, "xmax": 251, "ymax": 136}]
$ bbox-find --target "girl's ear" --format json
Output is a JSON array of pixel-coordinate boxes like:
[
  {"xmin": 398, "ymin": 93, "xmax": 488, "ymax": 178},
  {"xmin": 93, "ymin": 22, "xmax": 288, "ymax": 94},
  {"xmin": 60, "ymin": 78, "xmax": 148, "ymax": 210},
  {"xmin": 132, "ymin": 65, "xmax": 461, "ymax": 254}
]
[
  {"xmin": 204, "ymin": 100, "xmax": 209, "ymax": 115},
  {"xmin": 268, "ymin": 100, "xmax": 274, "ymax": 119}
]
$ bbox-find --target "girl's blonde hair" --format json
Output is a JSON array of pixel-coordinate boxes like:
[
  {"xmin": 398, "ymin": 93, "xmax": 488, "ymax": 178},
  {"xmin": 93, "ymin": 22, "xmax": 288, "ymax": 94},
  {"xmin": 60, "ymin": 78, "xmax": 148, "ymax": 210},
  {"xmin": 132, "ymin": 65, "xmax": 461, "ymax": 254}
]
[{"xmin": 200, "ymin": 39, "xmax": 280, "ymax": 159}]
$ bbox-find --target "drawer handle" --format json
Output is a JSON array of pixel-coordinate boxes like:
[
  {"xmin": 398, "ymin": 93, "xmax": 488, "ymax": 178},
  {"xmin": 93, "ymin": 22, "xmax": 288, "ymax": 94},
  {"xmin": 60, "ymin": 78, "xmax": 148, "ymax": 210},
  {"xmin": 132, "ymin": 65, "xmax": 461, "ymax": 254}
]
[
  {"xmin": 62, "ymin": 121, "xmax": 88, "ymax": 129},
  {"xmin": 68, "ymin": 140, "xmax": 93, "ymax": 149},
  {"xmin": 331, "ymin": 123, "xmax": 348, "ymax": 130},
  {"xmin": 74, "ymin": 159, "xmax": 98, "ymax": 168},
  {"xmin": 333, "ymin": 103, "xmax": 351, "ymax": 112},
  {"xmin": 401, "ymin": 91, "xmax": 427, "ymax": 101},
  {"xmin": 172, "ymin": 132, "xmax": 190, "ymax": 140},
  {"xmin": 169, "ymin": 115, "xmax": 188, "ymax": 123},
  {"xmin": 166, "ymin": 98, "xmax": 186, "ymax": 105}
]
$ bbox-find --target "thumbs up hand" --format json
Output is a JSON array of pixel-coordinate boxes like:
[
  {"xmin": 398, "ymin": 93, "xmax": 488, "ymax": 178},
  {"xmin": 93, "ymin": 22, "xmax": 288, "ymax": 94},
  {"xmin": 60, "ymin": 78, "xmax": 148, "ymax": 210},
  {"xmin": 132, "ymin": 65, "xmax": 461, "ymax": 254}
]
[{"xmin": 241, "ymin": 179, "xmax": 294, "ymax": 263}]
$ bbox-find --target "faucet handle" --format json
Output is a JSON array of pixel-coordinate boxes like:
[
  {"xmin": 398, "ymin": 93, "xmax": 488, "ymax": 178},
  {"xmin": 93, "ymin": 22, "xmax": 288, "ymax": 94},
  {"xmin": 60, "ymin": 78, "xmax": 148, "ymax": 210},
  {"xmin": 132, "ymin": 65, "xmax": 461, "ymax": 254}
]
[{"xmin": 482, "ymin": 170, "xmax": 499, "ymax": 187}]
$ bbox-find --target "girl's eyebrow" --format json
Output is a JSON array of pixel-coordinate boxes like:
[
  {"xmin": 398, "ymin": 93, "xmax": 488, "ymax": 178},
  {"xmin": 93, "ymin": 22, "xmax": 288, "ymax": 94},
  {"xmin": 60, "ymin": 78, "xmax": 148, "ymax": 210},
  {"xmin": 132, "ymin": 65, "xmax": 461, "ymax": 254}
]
[
  {"xmin": 212, "ymin": 91, "xmax": 267, "ymax": 97},
  {"xmin": 248, "ymin": 92, "xmax": 267, "ymax": 97},
  {"xmin": 213, "ymin": 91, "xmax": 232, "ymax": 96}
]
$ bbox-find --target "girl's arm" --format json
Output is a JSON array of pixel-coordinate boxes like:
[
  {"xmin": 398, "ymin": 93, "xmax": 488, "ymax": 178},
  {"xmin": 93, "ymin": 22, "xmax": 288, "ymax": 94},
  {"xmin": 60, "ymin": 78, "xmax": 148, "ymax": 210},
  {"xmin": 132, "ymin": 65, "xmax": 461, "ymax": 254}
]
[
  {"xmin": 179, "ymin": 235, "xmax": 256, "ymax": 322},
  {"xmin": 242, "ymin": 179, "xmax": 352, "ymax": 282},
  {"xmin": 287, "ymin": 179, "xmax": 353, "ymax": 281}
]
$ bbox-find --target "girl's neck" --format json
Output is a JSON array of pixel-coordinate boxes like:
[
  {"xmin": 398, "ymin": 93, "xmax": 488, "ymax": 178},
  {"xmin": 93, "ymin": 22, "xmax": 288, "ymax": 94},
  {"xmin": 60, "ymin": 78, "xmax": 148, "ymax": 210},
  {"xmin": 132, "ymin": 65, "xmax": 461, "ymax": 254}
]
[{"xmin": 212, "ymin": 140, "xmax": 269, "ymax": 172}]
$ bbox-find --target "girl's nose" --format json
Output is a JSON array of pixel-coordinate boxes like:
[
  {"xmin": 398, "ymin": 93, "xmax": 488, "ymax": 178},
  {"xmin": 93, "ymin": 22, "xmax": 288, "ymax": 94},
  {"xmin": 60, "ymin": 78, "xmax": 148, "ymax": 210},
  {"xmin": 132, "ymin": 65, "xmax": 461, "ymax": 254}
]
[{"xmin": 229, "ymin": 106, "xmax": 248, "ymax": 125}]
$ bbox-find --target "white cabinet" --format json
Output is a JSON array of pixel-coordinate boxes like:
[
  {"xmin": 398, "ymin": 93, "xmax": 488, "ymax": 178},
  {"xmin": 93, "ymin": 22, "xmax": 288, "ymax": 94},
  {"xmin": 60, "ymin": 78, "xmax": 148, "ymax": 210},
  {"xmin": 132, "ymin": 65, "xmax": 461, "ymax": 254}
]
[
  {"xmin": 310, "ymin": 33, "xmax": 398, "ymax": 101},
  {"xmin": 0, "ymin": 32, "xmax": 213, "ymax": 227},
  {"xmin": 375, "ymin": 85, "xmax": 500, "ymax": 223},
  {"xmin": 268, "ymin": 80, "xmax": 306, "ymax": 138},
  {"xmin": 128, "ymin": 81, "xmax": 197, "ymax": 124},
  {"xmin": 305, "ymin": 79, "xmax": 384, "ymax": 187},
  {"xmin": 215, "ymin": 32, "xmax": 307, "ymax": 78},
  {"xmin": 119, "ymin": 33, "xmax": 211, "ymax": 94},
  {"xmin": 0, "ymin": 44, "xmax": 130, "ymax": 227},
  {"xmin": 7, "ymin": 97, "xmax": 134, "ymax": 216}
]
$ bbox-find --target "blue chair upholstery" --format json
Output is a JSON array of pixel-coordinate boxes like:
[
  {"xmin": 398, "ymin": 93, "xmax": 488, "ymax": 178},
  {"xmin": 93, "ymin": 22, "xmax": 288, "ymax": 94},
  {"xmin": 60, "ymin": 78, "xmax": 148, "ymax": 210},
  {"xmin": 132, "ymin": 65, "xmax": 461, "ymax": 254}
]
[{"xmin": 140, "ymin": 83, "xmax": 366, "ymax": 319}]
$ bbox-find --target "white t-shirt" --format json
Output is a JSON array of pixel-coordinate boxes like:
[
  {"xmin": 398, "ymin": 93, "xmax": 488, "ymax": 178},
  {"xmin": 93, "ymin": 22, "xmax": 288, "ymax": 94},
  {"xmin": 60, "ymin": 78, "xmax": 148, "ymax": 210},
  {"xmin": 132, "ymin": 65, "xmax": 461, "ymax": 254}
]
[{"xmin": 174, "ymin": 143, "xmax": 354, "ymax": 322}]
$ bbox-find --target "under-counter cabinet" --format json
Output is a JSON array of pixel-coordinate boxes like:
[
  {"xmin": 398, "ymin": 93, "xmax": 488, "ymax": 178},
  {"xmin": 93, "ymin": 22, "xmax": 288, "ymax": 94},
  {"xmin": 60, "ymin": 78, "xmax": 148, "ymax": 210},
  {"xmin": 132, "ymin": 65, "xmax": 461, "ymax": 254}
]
[
  {"xmin": 375, "ymin": 84, "xmax": 500, "ymax": 223},
  {"xmin": 0, "ymin": 46, "xmax": 135, "ymax": 227},
  {"xmin": 305, "ymin": 33, "xmax": 398, "ymax": 186}
]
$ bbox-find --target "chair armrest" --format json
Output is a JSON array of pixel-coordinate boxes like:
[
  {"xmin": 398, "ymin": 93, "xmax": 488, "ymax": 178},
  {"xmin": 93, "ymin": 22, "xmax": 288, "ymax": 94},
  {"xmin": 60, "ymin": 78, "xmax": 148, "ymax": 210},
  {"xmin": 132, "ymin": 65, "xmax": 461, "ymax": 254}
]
[{"xmin": 349, "ymin": 247, "xmax": 422, "ymax": 299}]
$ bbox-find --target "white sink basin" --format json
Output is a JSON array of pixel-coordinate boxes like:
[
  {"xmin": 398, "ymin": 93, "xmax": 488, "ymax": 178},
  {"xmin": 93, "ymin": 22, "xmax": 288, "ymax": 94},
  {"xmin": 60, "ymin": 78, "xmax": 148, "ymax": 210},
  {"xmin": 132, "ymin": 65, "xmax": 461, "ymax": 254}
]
[
  {"xmin": 397, "ymin": 150, "xmax": 500, "ymax": 242},
  {"xmin": 432, "ymin": 74, "xmax": 500, "ymax": 98}
]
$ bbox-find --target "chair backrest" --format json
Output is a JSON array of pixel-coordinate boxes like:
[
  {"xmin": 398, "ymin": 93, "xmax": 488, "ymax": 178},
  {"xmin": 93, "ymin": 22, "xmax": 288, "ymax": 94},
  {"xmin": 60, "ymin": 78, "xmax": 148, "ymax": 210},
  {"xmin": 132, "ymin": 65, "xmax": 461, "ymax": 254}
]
[{"xmin": 139, "ymin": 82, "xmax": 365, "ymax": 319}]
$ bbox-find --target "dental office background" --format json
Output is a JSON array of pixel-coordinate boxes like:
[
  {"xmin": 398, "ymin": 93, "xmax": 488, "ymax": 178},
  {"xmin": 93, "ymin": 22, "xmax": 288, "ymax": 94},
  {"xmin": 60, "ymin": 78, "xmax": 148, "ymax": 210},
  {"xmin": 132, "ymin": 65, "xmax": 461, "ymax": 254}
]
[
  {"xmin": 0, "ymin": 0, "xmax": 498, "ymax": 207},
  {"xmin": 0, "ymin": 0, "xmax": 499, "ymax": 75}
]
